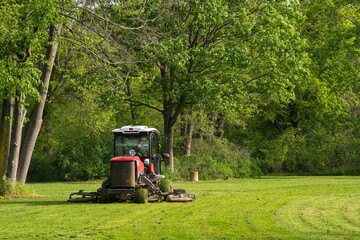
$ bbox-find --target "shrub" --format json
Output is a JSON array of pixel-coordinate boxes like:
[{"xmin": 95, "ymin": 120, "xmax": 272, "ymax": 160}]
[
  {"xmin": 28, "ymin": 135, "xmax": 112, "ymax": 182},
  {"xmin": 173, "ymin": 138, "xmax": 258, "ymax": 180},
  {"xmin": 0, "ymin": 175, "xmax": 14, "ymax": 197},
  {"xmin": 0, "ymin": 175, "xmax": 34, "ymax": 198}
]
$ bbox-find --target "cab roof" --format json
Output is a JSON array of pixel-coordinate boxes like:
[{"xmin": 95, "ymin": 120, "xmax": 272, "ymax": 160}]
[{"xmin": 112, "ymin": 125, "xmax": 160, "ymax": 135}]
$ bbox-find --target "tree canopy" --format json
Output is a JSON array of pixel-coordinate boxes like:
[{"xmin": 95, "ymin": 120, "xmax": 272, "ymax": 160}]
[{"xmin": 1, "ymin": 0, "xmax": 360, "ymax": 182}]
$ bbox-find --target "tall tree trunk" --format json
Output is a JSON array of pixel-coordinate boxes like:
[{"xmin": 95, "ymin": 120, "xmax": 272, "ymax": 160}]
[
  {"xmin": 8, "ymin": 95, "xmax": 27, "ymax": 183},
  {"xmin": 196, "ymin": 110, "xmax": 204, "ymax": 140},
  {"xmin": 180, "ymin": 114, "xmax": 187, "ymax": 155},
  {"xmin": 290, "ymin": 87, "xmax": 302, "ymax": 137},
  {"xmin": 17, "ymin": 23, "xmax": 62, "ymax": 184},
  {"xmin": 163, "ymin": 119, "xmax": 174, "ymax": 171},
  {"xmin": 180, "ymin": 109, "xmax": 194, "ymax": 156},
  {"xmin": 214, "ymin": 112, "xmax": 225, "ymax": 139},
  {"xmin": 163, "ymin": 94, "xmax": 175, "ymax": 171},
  {"xmin": 162, "ymin": 97, "xmax": 185, "ymax": 171},
  {"xmin": 209, "ymin": 112, "xmax": 215, "ymax": 137},
  {"xmin": 158, "ymin": 61, "xmax": 185, "ymax": 172},
  {"xmin": 44, "ymin": 119, "xmax": 53, "ymax": 154},
  {"xmin": 0, "ymin": 97, "xmax": 14, "ymax": 176},
  {"xmin": 185, "ymin": 110, "xmax": 194, "ymax": 156}
]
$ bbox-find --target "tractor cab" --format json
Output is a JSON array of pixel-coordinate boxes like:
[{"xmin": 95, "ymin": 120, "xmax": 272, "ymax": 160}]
[{"xmin": 112, "ymin": 125, "xmax": 162, "ymax": 174}]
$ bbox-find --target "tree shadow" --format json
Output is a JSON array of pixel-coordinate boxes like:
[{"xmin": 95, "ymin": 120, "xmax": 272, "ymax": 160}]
[{"xmin": 0, "ymin": 198, "xmax": 80, "ymax": 206}]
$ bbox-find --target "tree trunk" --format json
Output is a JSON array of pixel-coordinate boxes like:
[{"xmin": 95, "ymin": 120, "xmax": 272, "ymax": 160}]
[
  {"xmin": 8, "ymin": 95, "xmax": 27, "ymax": 183},
  {"xmin": 162, "ymin": 98, "xmax": 185, "ymax": 171},
  {"xmin": 162, "ymin": 93, "xmax": 175, "ymax": 171},
  {"xmin": 180, "ymin": 114, "xmax": 186, "ymax": 137},
  {"xmin": 185, "ymin": 110, "xmax": 194, "ymax": 156},
  {"xmin": 290, "ymin": 101, "xmax": 302, "ymax": 136},
  {"xmin": 44, "ymin": 119, "xmax": 53, "ymax": 154},
  {"xmin": 180, "ymin": 109, "xmax": 194, "ymax": 156},
  {"xmin": 196, "ymin": 110, "xmax": 204, "ymax": 140},
  {"xmin": 209, "ymin": 112, "xmax": 215, "ymax": 137},
  {"xmin": 157, "ymin": 60, "xmax": 185, "ymax": 172},
  {"xmin": 0, "ymin": 97, "xmax": 14, "ymax": 176},
  {"xmin": 214, "ymin": 112, "xmax": 225, "ymax": 139},
  {"xmin": 163, "ymin": 120, "xmax": 174, "ymax": 171},
  {"xmin": 180, "ymin": 114, "xmax": 186, "ymax": 155},
  {"xmin": 17, "ymin": 23, "xmax": 62, "ymax": 184}
]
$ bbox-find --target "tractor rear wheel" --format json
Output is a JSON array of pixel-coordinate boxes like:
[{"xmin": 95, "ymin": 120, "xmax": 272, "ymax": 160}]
[{"xmin": 137, "ymin": 188, "xmax": 148, "ymax": 203}]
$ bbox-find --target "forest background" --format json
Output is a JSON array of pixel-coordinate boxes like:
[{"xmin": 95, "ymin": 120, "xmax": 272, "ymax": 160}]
[{"xmin": 0, "ymin": 0, "xmax": 360, "ymax": 184}]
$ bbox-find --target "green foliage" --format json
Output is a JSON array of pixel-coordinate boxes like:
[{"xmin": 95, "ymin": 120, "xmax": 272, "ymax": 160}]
[
  {"xmin": 27, "ymin": 155, "xmax": 59, "ymax": 182},
  {"xmin": 0, "ymin": 0, "xmax": 68, "ymax": 97},
  {"xmin": 174, "ymin": 138, "xmax": 260, "ymax": 180},
  {"xmin": 55, "ymin": 137, "xmax": 112, "ymax": 181},
  {"xmin": 0, "ymin": 175, "xmax": 14, "ymax": 197},
  {"xmin": 245, "ymin": 123, "xmax": 360, "ymax": 175},
  {"xmin": 4, "ymin": 0, "xmax": 360, "ymax": 182},
  {"xmin": 28, "ymin": 135, "xmax": 112, "ymax": 182},
  {"xmin": 0, "ymin": 175, "xmax": 33, "ymax": 198}
]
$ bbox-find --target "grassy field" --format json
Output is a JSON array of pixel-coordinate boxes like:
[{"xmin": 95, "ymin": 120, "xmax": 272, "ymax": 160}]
[{"xmin": 1, "ymin": 176, "xmax": 360, "ymax": 239}]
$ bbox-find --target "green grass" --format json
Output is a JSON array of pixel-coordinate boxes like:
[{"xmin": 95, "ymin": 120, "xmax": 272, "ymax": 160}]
[{"xmin": 1, "ymin": 176, "xmax": 360, "ymax": 239}]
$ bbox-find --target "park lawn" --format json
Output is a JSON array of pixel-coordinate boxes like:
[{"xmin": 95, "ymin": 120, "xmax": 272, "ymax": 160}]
[{"xmin": 1, "ymin": 176, "xmax": 360, "ymax": 239}]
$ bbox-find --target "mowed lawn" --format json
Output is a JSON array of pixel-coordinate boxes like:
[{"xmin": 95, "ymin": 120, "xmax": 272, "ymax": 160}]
[{"xmin": 1, "ymin": 176, "xmax": 360, "ymax": 239}]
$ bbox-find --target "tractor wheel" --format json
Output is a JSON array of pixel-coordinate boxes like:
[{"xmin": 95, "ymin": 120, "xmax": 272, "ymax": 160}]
[
  {"xmin": 159, "ymin": 179, "xmax": 173, "ymax": 192},
  {"xmin": 137, "ymin": 189, "xmax": 148, "ymax": 203},
  {"xmin": 100, "ymin": 188, "xmax": 111, "ymax": 203}
]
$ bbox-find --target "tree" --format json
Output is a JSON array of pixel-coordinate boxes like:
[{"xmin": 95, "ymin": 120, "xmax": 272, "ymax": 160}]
[
  {"xmin": 17, "ymin": 23, "xmax": 62, "ymax": 184},
  {"xmin": 0, "ymin": 0, "xmax": 66, "ymax": 183},
  {"xmin": 238, "ymin": 0, "xmax": 360, "ymax": 174},
  {"xmin": 128, "ymin": 0, "xmax": 306, "ymax": 170}
]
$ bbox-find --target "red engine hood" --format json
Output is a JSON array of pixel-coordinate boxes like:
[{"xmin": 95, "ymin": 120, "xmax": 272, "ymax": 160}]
[
  {"xmin": 111, "ymin": 156, "xmax": 141, "ymax": 162},
  {"xmin": 110, "ymin": 156, "xmax": 144, "ymax": 176}
]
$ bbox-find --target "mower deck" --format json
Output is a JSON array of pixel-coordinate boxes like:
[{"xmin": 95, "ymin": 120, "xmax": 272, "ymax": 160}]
[
  {"xmin": 68, "ymin": 188, "xmax": 195, "ymax": 203},
  {"xmin": 163, "ymin": 189, "xmax": 196, "ymax": 202},
  {"xmin": 68, "ymin": 190, "xmax": 98, "ymax": 203}
]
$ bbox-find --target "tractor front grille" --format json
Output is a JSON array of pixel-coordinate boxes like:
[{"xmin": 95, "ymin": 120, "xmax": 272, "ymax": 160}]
[{"xmin": 111, "ymin": 161, "xmax": 136, "ymax": 188}]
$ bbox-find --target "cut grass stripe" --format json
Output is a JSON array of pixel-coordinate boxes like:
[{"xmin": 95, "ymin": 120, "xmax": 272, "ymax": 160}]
[{"xmin": 1, "ymin": 176, "xmax": 360, "ymax": 239}]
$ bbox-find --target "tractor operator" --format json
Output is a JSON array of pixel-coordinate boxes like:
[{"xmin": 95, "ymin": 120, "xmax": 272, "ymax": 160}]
[{"xmin": 134, "ymin": 139, "xmax": 148, "ymax": 156}]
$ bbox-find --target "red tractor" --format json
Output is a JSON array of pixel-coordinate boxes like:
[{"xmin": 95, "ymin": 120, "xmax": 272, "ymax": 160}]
[{"xmin": 68, "ymin": 125, "xmax": 195, "ymax": 203}]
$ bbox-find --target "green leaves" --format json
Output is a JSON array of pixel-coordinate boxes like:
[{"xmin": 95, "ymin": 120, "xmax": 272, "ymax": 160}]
[{"xmin": 0, "ymin": 0, "xmax": 69, "ymax": 100}]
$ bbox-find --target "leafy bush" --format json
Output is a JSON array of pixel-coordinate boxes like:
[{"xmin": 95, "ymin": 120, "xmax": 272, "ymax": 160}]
[
  {"xmin": 28, "ymin": 134, "xmax": 113, "ymax": 182},
  {"xmin": 0, "ymin": 175, "xmax": 14, "ymax": 197},
  {"xmin": 173, "ymin": 138, "xmax": 259, "ymax": 180},
  {"xmin": 27, "ymin": 155, "xmax": 59, "ymax": 182},
  {"xmin": 0, "ymin": 175, "xmax": 34, "ymax": 198},
  {"xmin": 247, "ymin": 123, "xmax": 360, "ymax": 176},
  {"xmin": 55, "ymin": 137, "xmax": 112, "ymax": 181}
]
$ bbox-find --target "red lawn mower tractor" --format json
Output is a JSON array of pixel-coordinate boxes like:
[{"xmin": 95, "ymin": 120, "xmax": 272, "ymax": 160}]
[{"xmin": 68, "ymin": 125, "xmax": 195, "ymax": 203}]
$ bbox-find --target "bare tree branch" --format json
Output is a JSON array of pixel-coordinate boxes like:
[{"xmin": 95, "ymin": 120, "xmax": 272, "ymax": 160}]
[
  {"xmin": 60, "ymin": 37, "xmax": 125, "ymax": 66},
  {"xmin": 127, "ymin": 99, "xmax": 163, "ymax": 113},
  {"xmin": 69, "ymin": 5, "xmax": 148, "ymax": 30}
]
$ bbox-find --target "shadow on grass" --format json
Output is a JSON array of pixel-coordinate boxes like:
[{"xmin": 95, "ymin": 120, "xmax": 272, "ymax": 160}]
[{"xmin": 0, "ymin": 199, "xmax": 84, "ymax": 206}]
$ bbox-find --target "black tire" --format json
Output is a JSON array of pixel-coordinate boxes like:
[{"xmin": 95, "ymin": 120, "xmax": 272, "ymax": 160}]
[
  {"xmin": 159, "ymin": 179, "xmax": 172, "ymax": 192},
  {"xmin": 137, "ymin": 188, "xmax": 148, "ymax": 203}
]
